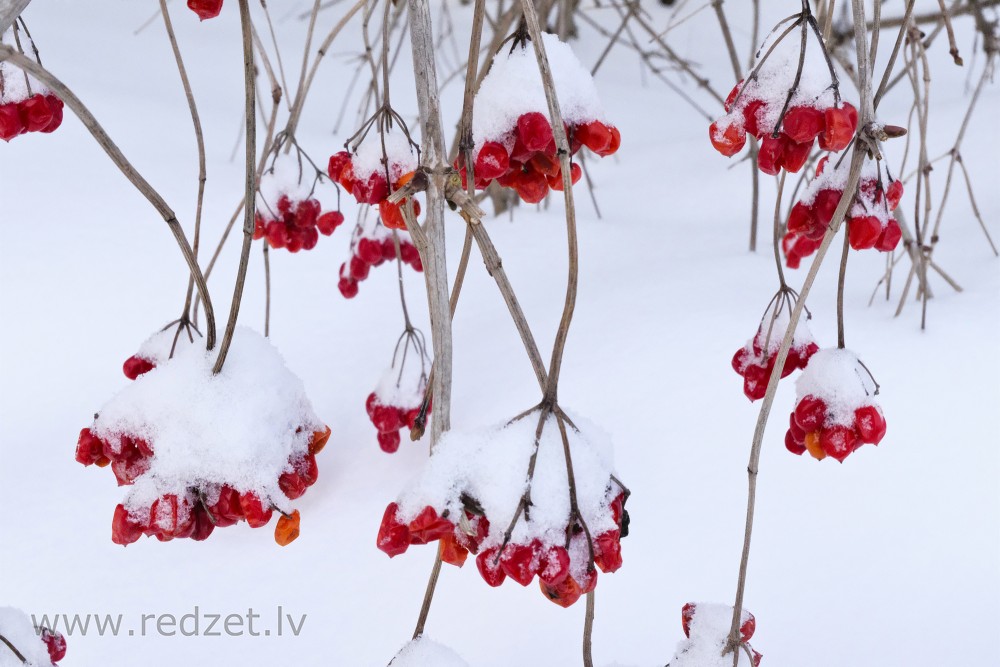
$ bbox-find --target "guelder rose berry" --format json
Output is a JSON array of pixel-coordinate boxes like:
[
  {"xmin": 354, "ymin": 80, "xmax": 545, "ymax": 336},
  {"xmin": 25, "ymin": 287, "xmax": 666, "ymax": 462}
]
[
  {"xmin": 785, "ymin": 348, "xmax": 885, "ymax": 462},
  {"xmin": 732, "ymin": 294, "xmax": 818, "ymax": 400}
]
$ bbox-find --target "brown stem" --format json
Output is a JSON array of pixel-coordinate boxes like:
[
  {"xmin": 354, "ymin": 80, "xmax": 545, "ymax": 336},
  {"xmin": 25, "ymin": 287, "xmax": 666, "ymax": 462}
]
[
  {"xmin": 837, "ymin": 227, "xmax": 850, "ymax": 348},
  {"xmin": 412, "ymin": 550, "xmax": 443, "ymax": 638},
  {"xmin": 0, "ymin": 633, "xmax": 26, "ymax": 664},
  {"xmin": 212, "ymin": 0, "xmax": 257, "ymax": 374}
]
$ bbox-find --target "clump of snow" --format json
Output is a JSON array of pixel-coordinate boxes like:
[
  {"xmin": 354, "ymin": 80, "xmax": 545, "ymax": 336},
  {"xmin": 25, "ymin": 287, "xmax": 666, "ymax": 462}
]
[
  {"xmin": 91, "ymin": 327, "xmax": 324, "ymax": 517},
  {"xmin": 257, "ymin": 150, "xmax": 314, "ymax": 215},
  {"xmin": 473, "ymin": 33, "xmax": 608, "ymax": 148},
  {"xmin": 747, "ymin": 297, "xmax": 814, "ymax": 360},
  {"xmin": 733, "ymin": 22, "xmax": 843, "ymax": 133},
  {"xmin": 133, "ymin": 326, "xmax": 197, "ymax": 366},
  {"xmin": 350, "ymin": 128, "xmax": 418, "ymax": 182},
  {"xmin": 396, "ymin": 411, "xmax": 618, "ymax": 580},
  {"xmin": 389, "ymin": 637, "xmax": 470, "ymax": 667},
  {"xmin": 0, "ymin": 31, "xmax": 49, "ymax": 104},
  {"xmin": 669, "ymin": 603, "xmax": 759, "ymax": 667},
  {"xmin": 374, "ymin": 352, "xmax": 427, "ymax": 411},
  {"xmin": 795, "ymin": 348, "xmax": 879, "ymax": 426},
  {"xmin": 0, "ymin": 607, "xmax": 55, "ymax": 667}
]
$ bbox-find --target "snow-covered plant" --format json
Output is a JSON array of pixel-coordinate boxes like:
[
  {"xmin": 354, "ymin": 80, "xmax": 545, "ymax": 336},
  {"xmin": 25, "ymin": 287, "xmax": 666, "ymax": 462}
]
[{"xmin": 0, "ymin": 607, "xmax": 66, "ymax": 666}]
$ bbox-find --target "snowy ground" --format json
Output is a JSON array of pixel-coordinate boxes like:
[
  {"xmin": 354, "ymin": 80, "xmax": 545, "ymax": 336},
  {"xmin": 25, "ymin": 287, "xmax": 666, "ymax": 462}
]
[{"xmin": 1, "ymin": 1, "xmax": 998, "ymax": 666}]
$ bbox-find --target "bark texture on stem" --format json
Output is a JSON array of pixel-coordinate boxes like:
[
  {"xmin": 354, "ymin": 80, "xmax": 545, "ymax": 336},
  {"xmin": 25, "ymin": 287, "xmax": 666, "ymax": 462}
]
[{"xmin": 0, "ymin": 0, "xmax": 30, "ymax": 34}]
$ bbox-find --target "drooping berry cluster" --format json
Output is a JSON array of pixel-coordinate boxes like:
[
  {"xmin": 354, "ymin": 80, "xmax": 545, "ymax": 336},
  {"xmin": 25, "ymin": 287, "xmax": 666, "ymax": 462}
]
[
  {"xmin": 365, "ymin": 354, "xmax": 430, "ymax": 452},
  {"xmin": 377, "ymin": 414, "xmax": 628, "ymax": 607},
  {"xmin": 783, "ymin": 157, "xmax": 903, "ymax": 268},
  {"xmin": 785, "ymin": 348, "xmax": 886, "ymax": 462},
  {"xmin": 0, "ymin": 59, "xmax": 64, "ymax": 141},
  {"xmin": 671, "ymin": 603, "xmax": 761, "ymax": 667},
  {"xmin": 79, "ymin": 329, "xmax": 328, "ymax": 546},
  {"xmin": 709, "ymin": 22, "xmax": 856, "ymax": 174},
  {"xmin": 187, "ymin": 0, "xmax": 223, "ymax": 20},
  {"xmin": 459, "ymin": 112, "xmax": 618, "ymax": 204},
  {"xmin": 732, "ymin": 294, "xmax": 818, "ymax": 400},
  {"xmin": 253, "ymin": 194, "xmax": 344, "ymax": 253},
  {"xmin": 468, "ymin": 33, "xmax": 619, "ymax": 204},
  {"xmin": 338, "ymin": 216, "xmax": 422, "ymax": 298},
  {"xmin": 327, "ymin": 132, "xmax": 421, "ymax": 231}
]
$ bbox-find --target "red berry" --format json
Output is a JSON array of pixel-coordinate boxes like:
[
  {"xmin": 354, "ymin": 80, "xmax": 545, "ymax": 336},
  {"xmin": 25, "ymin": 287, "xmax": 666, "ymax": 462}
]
[
  {"xmin": 377, "ymin": 430, "xmax": 401, "ymax": 453},
  {"xmin": 317, "ymin": 211, "xmax": 344, "ymax": 236},
  {"xmin": 111, "ymin": 503, "xmax": 145, "ymax": 545},
  {"xmin": 886, "ymin": 179, "xmax": 904, "ymax": 211},
  {"xmin": 476, "ymin": 547, "xmax": 507, "ymax": 587},
  {"xmin": 407, "ymin": 506, "xmax": 453, "ymax": 544},
  {"xmin": 187, "ymin": 0, "xmax": 224, "ymax": 20},
  {"xmin": 513, "ymin": 169, "xmax": 549, "ymax": 204},
  {"xmin": 357, "ymin": 238, "xmax": 384, "ymax": 264},
  {"xmin": 813, "ymin": 189, "xmax": 842, "ymax": 229},
  {"xmin": 75, "ymin": 428, "xmax": 109, "ymax": 467},
  {"xmin": 338, "ymin": 276, "xmax": 359, "ymax": 299},
  {"xmin": 820, "ymin": 424, "xmax": 858, "ymax": 462},
  {"xmin": 328, "ymin": 151, "xmax": 352, "ymax": 184},
  {"xmin": 376, "ymin": 502, "xmax": 410, "ymax": 557},
  {"xmin": 379, "ymin": 199, "xmax": 408, "ymax": 230},
  {"xmin": 709, "ymin": 120, "xmax": 746, "ymax": 157},
  {"xmin": 537, "ymin": 545, "xmax": 570, "ymax": 587},
  {"xmin": 19, "ymin": 95, "xmax": 53, "ymax": 133},
  {"xmin": 819, "ymin": 103, "xmax": 857, "ymax": 152},
  {"xmin": 781, "ymin": 135, "xmax": 812, "ymax": 173},
  {"xmin": 875, "ymin": 219, "xmax": 902, "ymax": 252},
  {"xmin": 594, "ymin": 529, "xmax": 623, "ymax": 573},
  {"xmin": 787, "ymin": 201, "xmax": 814, "ymax": 234},
  {"xmin": 39, "ymin": 627, "xmax": 67, "ymax": 663},
  {"xmin": 475, "ymin": 141, "xmax": 510, "ymax": 181},
  {"xmin": 854, "ymin": 405, "xmax": 887, "ymax": 445},
  {"xmin": 0, "ymin": 103, "xmax": 24, "ymax": 141},
  {"xmin": 782, "ymin": 106, "xmax": 826, "ymax": 144},
  {"xmin": 279, "ymin": 470, "xmax": 307, "ymax": 500},
  {"xmin": 785, "ymin": 429, "xmax": 807, "ymax": 455},
  {"xmin": 742, "ymin": 100, "xmax": 766, "ymax": 138},
  {"xmin": 794, "ymin": 395, "xmax": 827, "ymax": 431},
  {"xmin": 238, "ymin": 492, "xmax": 272, "ymax": 528},
  {"xmin": 41, "ymin": 95, "xmax": 63, "ymax": 133},
  {"xmin": 848, "ymin": 215, "xmax": 882, "ymax": 250},
  {"xmin": 517, "ymin": 112, "xmax": 554, "ymax": 152},
  {"xmin": 439, "ymin": 532, "xmax": 469, "ymax": 567},
  {"xmin": 757, "ymin": 135, "xmax": 785, "ymax": 175},
  {"xmin": 500, "ymin": 542, "xmax": 538, "ymax": 586}
]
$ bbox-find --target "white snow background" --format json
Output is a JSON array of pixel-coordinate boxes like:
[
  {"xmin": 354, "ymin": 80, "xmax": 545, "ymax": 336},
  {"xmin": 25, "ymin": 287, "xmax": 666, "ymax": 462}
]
[{"xmin": 1, "ymin": 1, "xmax": 997, "ymax": 666}]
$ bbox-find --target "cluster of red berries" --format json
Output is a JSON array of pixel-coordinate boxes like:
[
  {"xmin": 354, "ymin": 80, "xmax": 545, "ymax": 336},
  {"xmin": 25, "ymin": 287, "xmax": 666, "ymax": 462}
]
[
  {"xmin": 710, "ymin": 79, "xmax": 857, "ymax": 174},
  {"xmin": 679, "ymin": 603, "xmax": 762, "ymax": 666},
  {"xmin": 327, "ymin": 151, "xmax": 421, "ymax": 230},
  {"xmin": 252, "ymin": 194, "xmax": 344, "ymax": 253},
  {"xmin": 0, "ymin": 92, "xmax": 63, "ymax": 141},
  {"xmin": 732, "ymin": 326, "xmax": 818, "ymax": 401},
  {"xmin": 783, "ymin": 157, "xmax": 903, "ymax": 268},
  {"xmin": 461, "ymin": 113, "xmax": 619, "ymax": 203},
  {"xmin": 39, "ymin": 627, "xmax": 67, "ymax": 664},
  {"xmin": 365, "ymin": 392, "xmax": 429, "ymax": 453},
  {"xmin": 187, "ymin": 0, "xmax": 223, "ymax": 20},
  {"xmin": 377, "ymin": 490, "xmax": 627, "ymax": 608},
  {"xmin": 786, "ymin": 395, "xmax": 886, "ymax": 462},
  {"xmin": 338, "ymin": 227, "xmax": 422, "ymax": 298},
  {"xmin": 77, "ymin": 424, "xmax": 329, "ymax": 545}
]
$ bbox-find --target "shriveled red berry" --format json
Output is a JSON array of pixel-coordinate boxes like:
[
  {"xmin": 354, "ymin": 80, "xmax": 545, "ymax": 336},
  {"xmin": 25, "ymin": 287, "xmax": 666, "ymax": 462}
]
[
  {"xmin": 594, "ymin": 529, "xmax": 623, "ymax": 573},
  {"xmin": 112, "ymin": 503, "xmax": 145, "ymax": 546},
  {"xmin": 886, "ymin": 179, "xmax": 904, "ymax": 211},
  {"xmin": 709, "ymin": 120, "xmax": 746, "ymax": 157},
  {"xmin": 819, "ymin": 103, "xmax": 857, "ymax": 152},
  {"xmin": 19, "ymin": 95, "xmax": 54, "ymax": 133},
  {"xmin": 514, "ymin": 169, "xmax": 549, "ymax": 204},
  {"xmin": 820, "ymin": 424, "xmax": 859, "ymax": 462},
  {"xmin": 500, "ymin": 543, "xmax": 538, "ymax": 586},
  {"xmin": 377, "ymin": 503, "xmax": 410, "ymax": 557},
  {"xmin": 782, "ymin": 106, "xmax": 826, "ymax": 143},
  {"xmin": 407, "ymin": 506, "xmax": 453, "ymax": 544},
  {"xmin": 875, "ymin": 219, "xmax": 902, "ymax": 252},
  {"xmin": 848, "ymin": 215, "xmax": 882, "ymax": 250},
  {"xmin": 537, "ymin": 545, "xmax": 570, "ymax": 587},
  {"xmin": 476, "ymin": 547, "xmax": 507, "ymax": 587},
  {"xmin": 239, "ymin": 492, "xmax": 273, "ymax": 528},
  {"xmin": 187, "ymin": 0, "xmax": 224, "ymax": 20}
]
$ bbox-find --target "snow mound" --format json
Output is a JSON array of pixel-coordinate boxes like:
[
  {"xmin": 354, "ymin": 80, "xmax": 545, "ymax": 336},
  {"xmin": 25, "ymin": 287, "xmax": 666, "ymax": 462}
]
[
  {"xmin": 92, "ymin": 327, "xmax": 324, "ymax": 517},
  {"xmin": 257, "ymin": 150, "xmax": 314, "ymax": 214},
  {"xmin": 0, "ymin": 607, "xmax": 56, "ymax": 667},
  {"xmin": 670, "ymin": 603, "xmax": 760, "ymax": 667},
  {"xmin": 795, "ymin": 347, "xmax": 879, "ymax": 426},
  {"xmin": 473, "ymin": 32, "xmax": 607, "ymax": 148},
  {"xmin": 134, "ymin": 326, "xmax": 197, "ymax": 367},
  {"xmin": 390, "ymin": 637, "xmax": 470, "ymax": 667},
  {"xmin": 351, "ymin": 128, "xmax": 418, "ymax": 181}
]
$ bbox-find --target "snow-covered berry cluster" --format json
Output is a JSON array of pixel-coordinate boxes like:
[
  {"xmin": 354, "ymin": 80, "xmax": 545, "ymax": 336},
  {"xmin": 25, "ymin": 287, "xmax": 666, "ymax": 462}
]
[
  {"xmin": 783, "ymin": 157, "xmax": 903, "ymax": 268},
  {"xmin": 0, "ymin": 608, "xmax": 66, "ymax": 667},
  {"xmin": 187, "ymin": 0, "xmax": 223, "ymax": 20},
  {"xmin": 377, "ymin": 414, "xmax": 627, "ymax": 607},
  {"xmin": 670, "ymin": 603, "xmax": 761, "ymax": 667},
  {"xmin": 338, "ymin": 215, "xmax": 422, "ymax": 298},
  {"xmin": 366, "ymin": 355, "xmax": 429, "ymax": 453},
  {"xmin": 77, "ymin": 328, "xmax": 328, "ymax": 545},
  {"xmin": 253, "ymin": 152, "xmax": 344, "ymax": 253},
  {"xmin": 328, "ymin": 130, "xmax": 421, "ymax": 230},
  {"xmin": 709, "ymin": 24, "xmax": 855, "ymax": 174},
  {"xmin": 785, "ymin": 348, "xmax": 886, "ymax": 462},
  {"xmin": 0, "ymin": 59, "xmax": 63, "ymax": 142},
  {"xmin": 467, "ymin": 32, "xmax": 619, "ymax": 203},
  {"xmin": 732, "ymin": 296, "xmax": 818, "ymax": 400}
]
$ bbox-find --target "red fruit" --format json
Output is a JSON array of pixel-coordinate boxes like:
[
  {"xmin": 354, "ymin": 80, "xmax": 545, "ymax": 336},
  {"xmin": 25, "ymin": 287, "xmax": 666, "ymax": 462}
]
[
  {"xmin": 239, "ymin": 492, "xmax": 272, "ymax": 528},
  {"xmin": 517, "ymin": 112, "xmax": 554, "ymax": 152},
  {"xmin": 377, "ymin": 503, "xmax": 411, "ymax": 557},
  {"xmin": 41, "ymin": 95, "xmax": 63, "ymax": 133},
  {"xmin": 785, "ymin": 429, "xmax": 807, "ymax": 455},
  {"xmin": 206, "ymin": 487, "xmax": 242, "ymax": 527},
  {"xmin": 594, "ymin": 530, "xmax": 623, "ymax": 573},
  {"xmin": 476, "ymin": 547, "xmax": 507, "ymax": 587},
  {"xmin": 819, "ymin": 103, "xmax": 858, "ymax": 152},
  {"xmin": 513, "ymin": 169, "xmax": 549, "ymax": 204},
  {"xmin": 886, "ymin": 179, "xmax": 904, "ymax": 211},
  {"xmin": 724, "ymin": 80, "xmax": 744, "ymax": 113},
  {"xmin": 475, "ymin": 142, "xmax": 510, "ymax": 181},
  {"xmin": 187, "ymin": 0, "xmax": 224, "ymax": 20},
  {"xmin": 349, "ymin": 255, "xmax": 370, "ymax": 280},
  {"xmin": 357, "ymin": 238, "xmax": 384, "ymax": 264},
  {"xmin": 875, "ymin": 219, "xmax": 902, "ymax": 252},
  {"xmin": 742, "ymin": 100, "xmax": 766, "ymax": 138},
  {"xmin": 709, "ymin": 120, "xmax": 746, "ymax": 157},
  {"xmin": 265, "ymin": 221, "xmax": 288, "ymax": 249},
  {"xmin": 794, "ymin": 395, "xmax": 827, "ymax": 431},
  {"xmin": 848, "ymin": 215, "xmax": 882, "ymax": 250},
  {"xmin": 599, "ymin": 126, "xmax": 622, "ymax": 157},
  {"xmin": 338, "ymin": 276, "xmax": 359, "ymax": 299},
  {"xmin": 529, "ymin": 152, "xmax": 560, "ymax": 178},
  {"xmin": 787, "ymin": 201, "xmax": 814, "ymax": 234},
  {"xmin": 377, "ymin": 430, "xmax": 401, "ymax": 453},
  {"xmin": 309, "ymin": 426, "xmax": 331, "ymax": 455},
  {"xmin": 317, "ymin": 211, "xmax": 345, "ymax": 236},
  {"xmin": 279, "ymin": 470, "xmax": 307, "ymax": 500},
  {"xmin": 123, "ymin": 355, "xmax": 156, "ymax": 380},
  {"xmin": 540, "ymin": 571, "xmax": 595, "ymax": 608},
  {"xmin": 812, "ymin": 189, "xmax": 842, "ymax": 229},
  {"xmin": 742, "ymin": 363, "xmax": 768, "ymax": 401},
  {"xmin": 0, "ymin": 103, "xmax": 24, "ymax": 141},
  {"xmin": 76, "ymin": 428, "xmax": 110, "ymax": 467},
  {"xmin": 295, "ymin": 453, "xmax": 319, "ymax": 486},
  {"xmin": 190, "ymin": 503, "xmax": 216, "ymax": 542},
  {"xmin": 379, "ymin": 199, "xmax": 408, "ymax": 230},
  {"xmin": 328, "ymin": 151, "xmax": 352, "ymax": 183},
  {"xmin": 353, "ymin": 172, "xmax": 389, "ymax": 205},
  {"xmin": 854, "ymin": 405, "xmax": 887, "ymax": 445},
  {"xmin": 500, "ymin": 543, "xmax": 538, "ymax": 586},
  {"xmin": 820, "ymin": 424, "xmax": 859, "ymax": 462},
  {"xmin": 782, "ymin": 106, "xmax": 825, "ymax": 144},
  {"xmin": 577, "ymin": 120, "xmax": 614, "ymax": 155},
  {"xmin": 732, "ymin": 347, "xmax": 749, "ymax": 374},
  {"xmin": 39, "ymin": 627, "xmax": 67, "ymax": 662},
  {"xmin": 757, "ymin": 135, "xmax": 785, "ymax": 175},
  {"xmin": 740, "ymin": 612, "xmax": 757, "ymax": 641},
  {"xmin": 372, "ymin": 404, "xmax": 403, "ymax": 433},
  {"xmin": 538, "ymin": 545, "xmax": 570, "ymax": 587},
  {"xmin": 681, "ymin": 602, "xmax": 696, "ymax": 637},
  {"xmin": 781, "ymin": 135, "xmax": 812, "ymax": 173},
  {"xmin": 19, "ymin": 95, "xmax": 54, "ymax": 133},
  {"xmin": 112, "ymin": 504, "xmax": 145, "ymax": 545},
  {"xmin": 439, "ymin": 532, "xmax": 469, "ymax": 567},
  {"xmin": 408, "ymin": 506, "xmax": 453, "ymax": 544},
  {"xmin": 799, "ymin": 341, "xmax": 819, "ymax": 368},
  {"xmin": 548, "ymin": 162, "xmax": 582, "ymax": 191}
]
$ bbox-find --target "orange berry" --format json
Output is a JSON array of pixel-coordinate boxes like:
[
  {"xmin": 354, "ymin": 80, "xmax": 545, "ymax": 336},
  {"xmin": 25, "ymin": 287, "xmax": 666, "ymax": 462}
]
[{"xmin": 275, "ymin": 510, "xmax": 301, "ymax": 546}]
